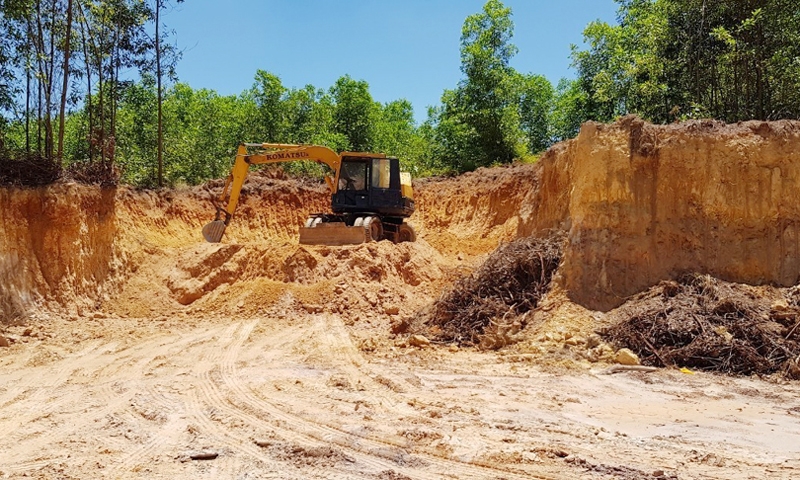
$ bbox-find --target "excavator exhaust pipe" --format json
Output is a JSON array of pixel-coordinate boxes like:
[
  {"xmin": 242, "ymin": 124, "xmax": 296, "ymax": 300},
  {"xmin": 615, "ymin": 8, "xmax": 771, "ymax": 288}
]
[{"xmin": 202, "ymin": 220, "xmax": 227, "ymax": 243}]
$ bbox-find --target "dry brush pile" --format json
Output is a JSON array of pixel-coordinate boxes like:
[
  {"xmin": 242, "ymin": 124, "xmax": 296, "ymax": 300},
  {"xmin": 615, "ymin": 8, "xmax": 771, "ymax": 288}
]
[
  {"xmin": 417, "ymin": 232, "xmax": 564, "ymax": 348},
  {"xmin": 601, "ymin": 274, "xmax": 800, "ymax": 378},
  {"xmin": 0, "ymin": 154, "xmax": 61, "ymax": 186},
  {"xmin": 0, "ymin": 154, "xmax": 121, "ymax": 187}
]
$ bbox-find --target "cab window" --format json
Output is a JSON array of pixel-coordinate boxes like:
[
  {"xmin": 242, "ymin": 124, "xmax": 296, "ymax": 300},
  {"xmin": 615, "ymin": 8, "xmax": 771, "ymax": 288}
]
[
  {"xmin": 371, "ymin": 158, "xmax": 391, "ymax": 189},
  {"xmin": 339, "ymin": 161, "xmax": 367, "ymax": 191}
]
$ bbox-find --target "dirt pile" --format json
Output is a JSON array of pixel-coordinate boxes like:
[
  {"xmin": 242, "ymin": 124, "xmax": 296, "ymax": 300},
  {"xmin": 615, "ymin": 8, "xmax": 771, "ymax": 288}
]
[
  {"xmin": 0, "ymin": 184, "xmax": 126, "ymax": 319},
  {"xmin": 413, "ymin": 148, "xmax": 571, "ymax": 257},
  {"xmin": 601, "ymin": 274, "xmax": 800, "ymax": 377},
  {"xmin": 413, "ymin": 116, "xmax": 800, "ymax": 313},
  {"xmin": 155, "ymin": 239, "xmax": 448, "ymax": 320},
  {"xmin": 417, "ymin": 233, "xmax": 564, "ymax": 348}
]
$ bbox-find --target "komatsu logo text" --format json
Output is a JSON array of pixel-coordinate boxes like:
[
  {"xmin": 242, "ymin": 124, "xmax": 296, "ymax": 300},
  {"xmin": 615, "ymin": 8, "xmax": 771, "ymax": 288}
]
[{"xmin": 266, "ymin": 152, "xmax": 308, "ymax": 161}]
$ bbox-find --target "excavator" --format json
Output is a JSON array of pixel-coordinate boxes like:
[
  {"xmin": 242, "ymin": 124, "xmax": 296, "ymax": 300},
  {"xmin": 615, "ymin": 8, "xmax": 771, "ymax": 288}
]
[{"xmin": 202, "ymin": 143, "xmax": 416, "ymax": 245}]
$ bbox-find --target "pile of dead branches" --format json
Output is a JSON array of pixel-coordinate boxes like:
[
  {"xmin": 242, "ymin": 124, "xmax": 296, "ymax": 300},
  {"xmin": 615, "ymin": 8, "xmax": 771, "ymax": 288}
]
[
  {"xmin": 601, "ymin": 274, "xmax": 800, "ymax": 378},
  {"xmin": 0, "ymin": 153, "xmax": 61, "ymax": 186},
  {"xmin": 420, "ymin": 232, "xmax": 564, "ymax": 347},
  {"xmin": 65, "ymin": 160, "xmax": 119, "ymax": 186}
]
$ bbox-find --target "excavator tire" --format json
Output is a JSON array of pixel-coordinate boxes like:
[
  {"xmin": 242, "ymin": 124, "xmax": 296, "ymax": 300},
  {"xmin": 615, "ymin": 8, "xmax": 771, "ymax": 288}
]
[
  {"xmin": 398, "ymin": 223, "xmax": 416, "ymax": 243},
  {"xmin": 364, "ymin": 216, "xmax": 383, "ymax": 242}
]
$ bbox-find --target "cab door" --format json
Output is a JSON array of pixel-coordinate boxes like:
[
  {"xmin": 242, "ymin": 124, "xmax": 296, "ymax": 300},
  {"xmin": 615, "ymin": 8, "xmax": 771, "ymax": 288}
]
[{"xmin": 368, "ymin": 158, "xmax": 402, "ymax": 210}]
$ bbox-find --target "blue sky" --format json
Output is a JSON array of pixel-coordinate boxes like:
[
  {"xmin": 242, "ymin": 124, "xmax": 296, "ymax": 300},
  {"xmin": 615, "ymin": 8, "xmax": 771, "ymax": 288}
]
[{"xmin": 163, "ymin": 1, "xmax": 619, "ymax": 123}]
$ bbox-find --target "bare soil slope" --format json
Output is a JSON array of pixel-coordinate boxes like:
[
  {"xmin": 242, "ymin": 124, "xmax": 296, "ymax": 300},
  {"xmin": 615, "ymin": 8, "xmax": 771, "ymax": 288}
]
[
  {"xmin": 1, "ymin": 118, "xmax": 799, "ymax": 479},
  {"xmin": 561, "ymin": 117, "xmax": 800, "ymax": 310}
]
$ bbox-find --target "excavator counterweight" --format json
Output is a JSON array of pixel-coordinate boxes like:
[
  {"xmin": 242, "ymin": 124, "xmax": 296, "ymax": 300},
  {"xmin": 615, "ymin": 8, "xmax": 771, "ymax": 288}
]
[{"xmin": 203, "ymin": 143, "xmax": 415, "ymax": 245}]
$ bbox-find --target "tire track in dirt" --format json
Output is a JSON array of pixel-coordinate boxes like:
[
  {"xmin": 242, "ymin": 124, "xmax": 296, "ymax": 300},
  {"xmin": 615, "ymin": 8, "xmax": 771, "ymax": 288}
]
[
  {"xmin": 312, "ymin": 317, "xmax": 562, "ymax": 479},
  {"xmin": 102, "ymin": 327, "xmax": 227, "ymax": 477},
  {"xmin": 0, "ymin": 329, "xmax": 212, "ymax": 477},
  {"xmin": 0, "ymin": 342, "xmax": 108, "ymax": 411},
  {"xmin": 182, "ymin": 322, "xmax": 303, "ymax": 478},
  {"xmin": 223, "ymin": 321, "xmax": 374, "ymax": 480},
  {"xmin": 0, "ymin": 341, "xmax": 122, "ymax": 460},
  {"xmin": 224, "ymin": 316, "xmax": 558, "ymax": 480},
  {"xmin": 4, "ymin": 459, "xmax": 67, "ymax": 476},
  {"xmin": 187, "ymin": 320, "xmax": 415, "ymax": 479},
  {"xmin": 0, "ymin": 386, "xmax": 26, "ymax": 410},
  {"xmin": 89, "ymin": 334, "xmax": 213, "ymax": 462},
  {"xmin": 201, "ymin": 323, "xmax": 372, "ymax": 480}
]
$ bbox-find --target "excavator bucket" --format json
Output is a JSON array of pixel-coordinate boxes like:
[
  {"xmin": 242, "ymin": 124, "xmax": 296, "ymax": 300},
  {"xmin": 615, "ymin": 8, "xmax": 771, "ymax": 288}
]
[
  {"xmin": 202, "ymin": 220, "xmax": 227, "ymax": 243},
  {"xmin": 298, "ymin": 222, "xmax": 369, "ymax": 246}
]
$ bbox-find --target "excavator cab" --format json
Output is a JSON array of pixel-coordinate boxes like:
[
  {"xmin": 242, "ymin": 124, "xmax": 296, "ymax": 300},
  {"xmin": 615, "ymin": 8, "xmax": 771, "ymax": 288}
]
[{"xmin": 331, "ymin": 156, "xmax": 414, "ymax": 218}]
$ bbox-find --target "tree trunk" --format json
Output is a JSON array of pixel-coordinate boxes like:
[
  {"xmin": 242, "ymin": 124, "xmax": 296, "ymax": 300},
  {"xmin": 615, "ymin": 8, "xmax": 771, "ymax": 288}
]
[
  {"xmin": 25, "ymin": 22, "xmax": 31, "ymax": 154},
  {"xmin": 97, "ymin": 5, "xmax": 106, "ymax": 164},
  {"xmin": 78, "ymin": 4, "xmax": 94, "ymax": 163},
  {"xmin": 58, "ymin": 0, "xmax": 74, "ymax": 164},
  {"xmin": 35, "ymin": 0, "xmax": 43, "ymax": 154},
  {"xmin": 156, "ymin": 0, "xmax": 163, "ymax": 187},
  {"xmin": 44, "ymin": 0, "xmax": 57, "ymax": 160},
  {"xmin": 111, "ymin": 26, "xmax": 119, "ymax": 141}
]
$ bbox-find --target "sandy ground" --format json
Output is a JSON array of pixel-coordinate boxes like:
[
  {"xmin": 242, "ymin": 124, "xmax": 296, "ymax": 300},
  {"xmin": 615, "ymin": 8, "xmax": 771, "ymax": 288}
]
[{"xmin": 2, "ymin": 309, "xmax": 799, "ymax": 480}]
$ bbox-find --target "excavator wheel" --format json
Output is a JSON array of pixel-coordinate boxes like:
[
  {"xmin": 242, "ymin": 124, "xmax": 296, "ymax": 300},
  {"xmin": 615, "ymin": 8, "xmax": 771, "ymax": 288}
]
[
  {"xmin": 397, "ymin": 223, "xmax": 416, "ymax": 243},
  {"xmin": 364, "ymin": 216, "xmax": 383, "ymax": 242}
]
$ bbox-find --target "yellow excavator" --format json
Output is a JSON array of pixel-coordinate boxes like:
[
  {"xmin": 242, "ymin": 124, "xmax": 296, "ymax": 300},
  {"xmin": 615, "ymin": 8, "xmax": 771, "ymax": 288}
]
[{"xmin": 202, "ymin": 143, "xmax": 416, "ymax": 245}]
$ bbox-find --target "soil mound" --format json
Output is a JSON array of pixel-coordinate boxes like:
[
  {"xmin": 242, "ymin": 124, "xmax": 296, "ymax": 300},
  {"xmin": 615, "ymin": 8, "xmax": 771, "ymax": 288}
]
[
  {"xmin": 417, "ymin": 232, "xmax": 564, "ymax": 348},
  {"xmin": 601, "ymin": 274, "xmax": 800, "ymax": 378},
  {"xmin": 157, "ymin": 240, "xmax": 448, "ymax": 318}
]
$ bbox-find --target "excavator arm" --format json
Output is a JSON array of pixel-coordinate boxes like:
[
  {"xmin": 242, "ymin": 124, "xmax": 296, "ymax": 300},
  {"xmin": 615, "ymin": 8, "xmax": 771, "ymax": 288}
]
[{"xmin": 202, "ymin": 143, "xmax": 343, "ymax": 243}]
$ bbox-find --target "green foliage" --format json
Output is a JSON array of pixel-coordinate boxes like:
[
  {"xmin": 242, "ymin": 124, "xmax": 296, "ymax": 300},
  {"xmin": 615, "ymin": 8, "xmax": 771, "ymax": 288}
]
[
  {"xmin": 331, "ymin": 75, "xmax": 377, "ymax": 151},
  {"xmin": 516, "ymin": 73, "xmax": 555, "ymax": 153},
  {"xmin": 372, "ymin": 99, "xmax": 435, "ymax": 176},
  {"xmin": 5, "ymin": 0, "xmax": 800, "ymax": 186},
  {"xmin": 116, "ymin": 77, "xmax": 158, "ymax": 185},
  {"xmin": 249, "ymin": 70, "xmax": 287, "ymax": 142},
  {"xmin": 105, "ymin": 70, "xmax": 440, "ymax": 186},
  {"xmin": 550, "ymin": 79, "xmax": 589, "ymax": 142},
  {"xmin": 427, "ymin": 0, "xmax": 555, "ymax": 173},
  {"xmin": 571, "ymin": 0, "xmax": 800, "ymax": 123},
  {"xmin": 448, "ymin": 0, "xmax": 525, "ymax": 167}
]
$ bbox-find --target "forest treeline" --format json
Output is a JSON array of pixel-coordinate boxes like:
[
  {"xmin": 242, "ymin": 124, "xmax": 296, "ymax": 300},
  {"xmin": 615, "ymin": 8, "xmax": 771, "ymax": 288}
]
[{"xmin": 1, "ymin": 0, "xmax": 799, "ymax": 187}]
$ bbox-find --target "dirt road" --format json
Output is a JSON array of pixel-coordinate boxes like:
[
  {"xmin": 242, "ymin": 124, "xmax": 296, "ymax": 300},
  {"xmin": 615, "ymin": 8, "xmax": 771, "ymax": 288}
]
[{"xmin": 2, "ymin": 311, "xmax": 799, "ymax": 479}]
